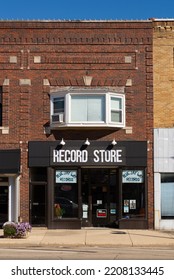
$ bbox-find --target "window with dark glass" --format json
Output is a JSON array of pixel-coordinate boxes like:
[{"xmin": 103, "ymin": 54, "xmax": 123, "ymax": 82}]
[
  {"xmin": 30, "ymin": 167, "xmax": 47, "ymax": 182},
  {"xmin": 53, "ymin": 97, "xmax": 64, "ymax": 114},
  {"xmin": 122, "ymin": 170, "xmax": 145, "ymax": 219},
  {"xmin": 54, "ymin": 170, "xmax": 78, "ymax": 218}
]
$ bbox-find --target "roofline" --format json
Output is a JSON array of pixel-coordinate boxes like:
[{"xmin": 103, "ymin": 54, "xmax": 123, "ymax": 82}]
[
  {"xmin": 0, "ymin": 19, "xmax": 152, "ymax": 23},
  {"xmin": 151, "ymin": 18, "xmax": 174, "ymax": 21}
]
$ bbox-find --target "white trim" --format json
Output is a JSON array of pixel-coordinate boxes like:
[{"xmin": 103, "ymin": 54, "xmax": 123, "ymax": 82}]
[
  {"xmin": 50, "ymin": 89, "xmax": 125, "ymax": 129},
  {"xmin": 8, "ymin": 176, "xmax": 20, "ymax": 223}
]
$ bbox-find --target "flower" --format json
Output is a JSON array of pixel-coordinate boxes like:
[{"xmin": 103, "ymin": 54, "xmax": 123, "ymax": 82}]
[
  {"xmin": 54, "ymin": 203, "xmax": 65, "ymax": 217},
  {"xmin": 16, "ymin": 222, "xmax": 32, "ymax": 238}
]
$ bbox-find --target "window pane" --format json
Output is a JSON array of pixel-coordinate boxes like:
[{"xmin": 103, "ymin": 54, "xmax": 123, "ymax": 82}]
[
  {"xmin": 161, "ymin": 182, "xmax": 174, "ymax": 218},
  {"xmin": 71, "ymin": 96, "xmax": 87, "ymax": 121},
  {"xmin": 111, "ymin": 97, "xmax": 123, "ymax": 123},
  {"xmin": 111, "ymin": 111, "xmax": 122, "ymax": 122},
  {"xmin": 54, "ymin": 170, "xmax": 78, "ymax": 218},
  {"xmin": 53, "ymin": 97, "xmax": 64, "ymax": 114},
  {"xmin": 122, "ymin": 183, "xmax": 145, "ymax": 219},
  {"xmin": 111, "ymin": 97, "xmax": 122, "ymax": 110},
  {"xmin": 71, "ymin": 95, "xmax": 105, "ymax": 122},
  {"xmin": 88, "ymin": 96, "xmax": 105, "ymax": 121}
]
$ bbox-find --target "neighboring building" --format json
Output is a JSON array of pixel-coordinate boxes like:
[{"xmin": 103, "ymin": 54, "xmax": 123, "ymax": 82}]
[
  {"xmin": 153, "ymin": 19, "xmax": 174, "ymax": 230},
  {"xmin": 0, "ymin": 20, "xmax": 153, "ymax": 229}
]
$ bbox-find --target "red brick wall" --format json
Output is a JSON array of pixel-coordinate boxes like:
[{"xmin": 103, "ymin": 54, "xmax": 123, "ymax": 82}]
[{"xmin": 0, "ymin": 21, "xmax": 153, "ymax": 227}]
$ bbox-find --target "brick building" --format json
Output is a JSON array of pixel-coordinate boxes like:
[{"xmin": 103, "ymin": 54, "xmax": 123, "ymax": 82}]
[
  {"xmin": 153, "ymin": 19, "xmax": 174, "ymax": 230},
  {"xmin": 0, "ymin": 20, "xmax": 153, "ymax": 229}
]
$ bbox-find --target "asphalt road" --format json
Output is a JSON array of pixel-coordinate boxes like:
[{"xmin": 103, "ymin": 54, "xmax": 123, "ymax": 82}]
[{"xmin": 0, "ymin": 246, "xmax": 174, "ymax": 260}]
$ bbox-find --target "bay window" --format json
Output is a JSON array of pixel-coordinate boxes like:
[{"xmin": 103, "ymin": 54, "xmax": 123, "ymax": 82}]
[{"xmin": 50, "ymin": 89, "xmax": 125, "ymax": 128}]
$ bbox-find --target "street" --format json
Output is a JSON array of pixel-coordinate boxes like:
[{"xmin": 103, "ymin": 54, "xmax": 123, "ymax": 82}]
[{"xmin": 0, "ymin": 246, "xmax": 174, "ymax": 260}]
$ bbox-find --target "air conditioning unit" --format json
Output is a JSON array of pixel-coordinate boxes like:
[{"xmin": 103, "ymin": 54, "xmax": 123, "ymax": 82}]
[{"xmin": 52, "ymin": 113, "xmax": 64, "ymax": 123}]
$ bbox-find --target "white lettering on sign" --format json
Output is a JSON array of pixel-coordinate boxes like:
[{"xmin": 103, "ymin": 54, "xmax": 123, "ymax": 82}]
[
  {"xmin": 53, "ymin": 149, "xmax": 88, "ymax": 163},
  {"xmin": 93, "ymin": 149, "xmax": 122, "ymax": 163},
  {"xmin": 53, "ymin": 148, "xmax": 123, "ymax": 164}
]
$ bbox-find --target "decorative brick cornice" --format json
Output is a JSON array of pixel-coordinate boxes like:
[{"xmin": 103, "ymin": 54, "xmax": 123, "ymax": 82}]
[
  {"xmin": 0, "ymin": 21, "xmax": 152, "ymax": 45},
  {"xmin": 153, "ymin": 20, "xmax": 174, "ymax": 31},
  {"xmin": 0, "ymin": 34, "xmax": 152, "ymax": 45}
]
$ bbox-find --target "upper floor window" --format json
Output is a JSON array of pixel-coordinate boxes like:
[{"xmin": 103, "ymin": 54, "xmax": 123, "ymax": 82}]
[
  {"xmin": 53, "ymin": 97, "xmax": 64, "ymax": 115},
  {"xmin": 71, "ymin": 95, "xmax": 105, "ymax": 122},
  {"xmin": 50, "ymin": 89, "xmax": 125, "ymax": 129}
]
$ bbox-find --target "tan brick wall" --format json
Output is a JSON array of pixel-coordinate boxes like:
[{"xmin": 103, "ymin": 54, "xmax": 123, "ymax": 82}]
[{"xmin": 153, "ymin": 21, "xmax": 174, "ymax": 127}]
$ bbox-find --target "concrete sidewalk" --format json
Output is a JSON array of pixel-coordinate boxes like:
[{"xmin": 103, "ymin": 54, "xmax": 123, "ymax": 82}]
[{"xmin": 1, "ymin": 228, "xmax": 174, "ymax": 247}]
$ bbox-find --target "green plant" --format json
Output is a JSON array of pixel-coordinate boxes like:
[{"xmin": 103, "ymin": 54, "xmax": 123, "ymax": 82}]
[
  {"xmin": 3, "ymin": 222, "xmax": 17, "ymax": 237},
  {"xmin": 3, "ymin": 221, "xmax": 32, "ymax": 238}
]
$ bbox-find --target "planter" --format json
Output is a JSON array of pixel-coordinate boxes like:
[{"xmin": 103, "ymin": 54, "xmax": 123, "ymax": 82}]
[
  {"xmin": 3, "ymin": 221, "xmax": 32, "ymax": 239},
  {"xmin": 15, "ymin": 232, "xmax": 30, "ymax": 239}
]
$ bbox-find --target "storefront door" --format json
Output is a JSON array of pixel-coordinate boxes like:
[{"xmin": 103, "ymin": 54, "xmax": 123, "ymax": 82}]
[
  {"xmin": 81, "ymin": 169, "xmax": 119, "ymax": 227},
  {"xmin": 30, "ymin": 183, "xmax": 47, "ymax": 226},
  {"xmin": 0, "ymin": 185, "xmax": 8, "ymax": 226}
]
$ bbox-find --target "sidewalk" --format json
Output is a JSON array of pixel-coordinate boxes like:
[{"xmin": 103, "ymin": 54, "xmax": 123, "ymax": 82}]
[{"xmin": 1, "ymin": 228, "xmax": 174, "ymax": 247}]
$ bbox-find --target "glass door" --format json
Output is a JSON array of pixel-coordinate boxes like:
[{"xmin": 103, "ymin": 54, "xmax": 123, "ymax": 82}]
[
  {"xmin": 0, "ymin": 185, "xmax": 8, "ymax": 226},
  {"xmin": 81, "ymin": 169, "xmax": 118, "ymax": 227},
  {"xmin": 30, "ymin": 183, "xmax": 46, "ymax": 226}
]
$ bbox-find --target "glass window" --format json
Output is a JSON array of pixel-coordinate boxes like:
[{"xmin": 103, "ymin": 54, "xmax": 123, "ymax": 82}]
[
  {"xmin": 50, "ymin": 90, "xmax": 125, "ymax": 128},
  {"xmin": 161, "ymin": 173, "xmax": 174, "ymax": 219},
  {"xmin": 54, "ymin": 170, "xmax": 78, "ymax": 218},
  {"xmin": 30, "ymin": 167, "xmax": 47, "ymax": 182},
  {"xmin": 111, "ymin": 97, "xmax": 123, "ymax": 123},
  {"xmin": 71, "ymin": 95, "xmax": 105, "ymax": 122},
  {"xmin": 122, "ymin": 170, "xmax": 145, "ymax": 219},
  {"xmin": 53, "ymin": 97, "xmax": 64, "ymax": 114}
]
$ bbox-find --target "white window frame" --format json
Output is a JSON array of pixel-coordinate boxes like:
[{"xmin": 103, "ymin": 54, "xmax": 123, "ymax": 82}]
[{"xmin": 50, "ymin": 89, "xmax": 125, "ymax": 129}]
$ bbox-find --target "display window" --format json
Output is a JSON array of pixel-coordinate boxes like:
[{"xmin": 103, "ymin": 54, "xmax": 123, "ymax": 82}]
[
  {"xmin": 122, "ymin": 170, "xmax": 146, "ymax": 219},
  {"xmin": 54, "ymin": 170, "xmax": 79, "ymax": 218},
  {"xmin": 161, "ymin": 173, "xmax": 174, "ymax": 219}
]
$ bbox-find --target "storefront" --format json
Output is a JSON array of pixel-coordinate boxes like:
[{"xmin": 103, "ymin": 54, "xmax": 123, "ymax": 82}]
[
  {"xmin": 154, "ymin": 128, "xmax": 174, "ymax": 230},
  {"xmin": 28, "ymin": 140, "xmax": 148, "ymax": 229},
  {"xmin": 0, "ymin": 149, "xmax": 20, "ymax": 227}
]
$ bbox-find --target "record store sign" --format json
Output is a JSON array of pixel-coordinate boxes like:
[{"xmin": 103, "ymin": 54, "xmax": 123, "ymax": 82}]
[{"xmin": 51, "ymin": 146, "xmax": 125, "ymax": 166}]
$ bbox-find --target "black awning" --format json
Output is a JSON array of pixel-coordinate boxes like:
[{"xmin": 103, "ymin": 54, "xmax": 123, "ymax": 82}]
[{"xmin": 0, "ymin": 149, "xmax": 20, "ymax": 174}]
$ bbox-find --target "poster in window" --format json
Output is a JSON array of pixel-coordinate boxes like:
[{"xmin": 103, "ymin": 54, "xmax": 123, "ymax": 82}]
[
  {"xmin": 130, "ymin": 199, "xmax": 136, "ymax": 209},
  {"xmin": 124, "ymin": 200, "xmax": 129, "ymax": 213},
  {"xmin": 122, "ymin": 170, "xmax": 144, "ymax": 183},
  {"xmin": 96, "ymin": 209, "xmax": 107, "ymax": 218},
  {"xmin": 56, "ymin": 170, "xmax": 77, "ymax": 183}
]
